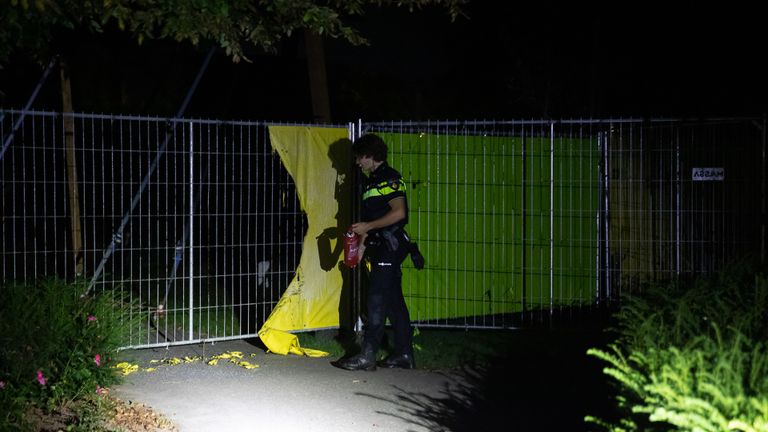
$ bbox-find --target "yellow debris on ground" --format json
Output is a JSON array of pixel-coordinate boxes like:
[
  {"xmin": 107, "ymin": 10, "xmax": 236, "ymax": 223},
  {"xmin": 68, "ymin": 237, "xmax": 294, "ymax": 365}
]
[
  {"xmin": 213, "ymin": 351, "xmax": 243, "ymax": 359},
  {"xmin": 118, "ymin": 351, "xmax": 259, "ymax": 374},
  {"xmin": 205, "ymin": 351, "xmax": 259, "ymax": 369},
  {"xmin": 233, "ymin": 360, "xmax": 259, "ymax": 370},
  {"xmin": 113, "ymin": 362, "xmax": 140, "ymax": 376}
]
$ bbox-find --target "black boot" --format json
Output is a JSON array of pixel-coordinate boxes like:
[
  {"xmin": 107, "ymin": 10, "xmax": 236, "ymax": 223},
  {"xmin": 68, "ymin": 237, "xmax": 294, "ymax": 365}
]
[
  {"xmin": 378, "ymin": 352, "xmax": 416, "ymax": 369},
  {"xmin": 334, "ymin": 347, "xmax": 377, "ymax": 371}
]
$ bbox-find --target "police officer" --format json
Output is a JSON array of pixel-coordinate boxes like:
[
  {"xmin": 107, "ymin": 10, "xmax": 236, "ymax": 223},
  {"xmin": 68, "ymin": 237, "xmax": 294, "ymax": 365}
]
[{"xmin": 335, "ymin": 133, "xmax": 415, "ymax": 371}]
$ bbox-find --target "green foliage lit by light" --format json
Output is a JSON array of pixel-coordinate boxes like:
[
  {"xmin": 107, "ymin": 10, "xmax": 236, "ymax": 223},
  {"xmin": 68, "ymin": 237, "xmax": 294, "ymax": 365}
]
[
  {"xmin": 0, "ymin": 278, "xmax": 146, "ymax": 430},
  {"xmin": 0, "ymin": 0, "xmax": 467, "ymax": 65},
  {"xmin": 587, "ymin": 263, "xmax": 768, "ymax": 432}
]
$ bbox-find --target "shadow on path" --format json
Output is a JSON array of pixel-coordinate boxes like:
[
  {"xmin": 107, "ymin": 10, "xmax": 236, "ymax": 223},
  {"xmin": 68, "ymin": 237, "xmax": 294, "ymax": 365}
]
[{"xmin": 357, "ymin": 324, "xmax": 616, "ymax": 431}]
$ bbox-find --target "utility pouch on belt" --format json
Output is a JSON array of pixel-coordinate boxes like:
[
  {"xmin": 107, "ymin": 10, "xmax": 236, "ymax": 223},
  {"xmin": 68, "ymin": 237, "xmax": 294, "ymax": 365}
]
[
  {"xmin": 365, "ymin": 227, "xmax": 401, "ymax": 252},
  {"xmin": 380, "ymin": 229, "xmax": 400, "ymax": 252},
  {"xmin": 394, "ymin": 228, "xmax": 426, "ymax": 270},
  {"xmin": 363, "ymin": 234, "xmax": 381, "ymax": 249},
  {"xmin": 367, "ymin": 227, "xmax": 425, "ymax": 270}
]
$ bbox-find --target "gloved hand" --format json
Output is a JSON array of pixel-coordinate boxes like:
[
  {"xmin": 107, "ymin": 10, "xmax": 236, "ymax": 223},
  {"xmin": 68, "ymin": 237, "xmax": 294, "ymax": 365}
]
[{"xmin": 409, "ymin": 243, "xmax": 425, "ymax": 270}]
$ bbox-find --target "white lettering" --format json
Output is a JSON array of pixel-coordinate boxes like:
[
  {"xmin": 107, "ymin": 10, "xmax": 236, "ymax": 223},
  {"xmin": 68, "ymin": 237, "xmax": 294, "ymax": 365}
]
[{"xmin": 692, "ymin": 167, "xmax": 724, "ymax": 181}]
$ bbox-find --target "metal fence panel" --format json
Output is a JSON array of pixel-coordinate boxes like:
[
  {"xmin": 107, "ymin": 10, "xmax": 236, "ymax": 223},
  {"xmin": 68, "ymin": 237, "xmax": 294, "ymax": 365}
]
[
  {"xmin": 1, "ymin": 110, "xmax": 306, "ymax": 348},
  {"xmin": 2, "ymin": 111, "xmax": 764, "ymax": 342},
  {"xmin": 363, "ymin": 121, "xmax": 601, "ymax": 327},
  {"xmin": 363, "ymin": 118, "xmax": 764, "ymax": 327},
  {"xmin": 601, "ymin": 119, "xmax": 765, "ymax": 297}
]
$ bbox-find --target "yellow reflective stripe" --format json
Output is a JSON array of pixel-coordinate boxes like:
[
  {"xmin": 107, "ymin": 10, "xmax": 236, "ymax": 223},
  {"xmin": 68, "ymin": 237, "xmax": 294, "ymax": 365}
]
[{"xmin": 363, "ymin": 180, "xmax": 406, "ymax": 200}]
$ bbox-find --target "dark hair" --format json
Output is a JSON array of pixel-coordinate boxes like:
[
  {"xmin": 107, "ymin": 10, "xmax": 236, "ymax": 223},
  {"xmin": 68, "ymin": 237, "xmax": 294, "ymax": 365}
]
[{"xmin": 351, "ymin": 133, "xmax": 387, "ymax": 162}]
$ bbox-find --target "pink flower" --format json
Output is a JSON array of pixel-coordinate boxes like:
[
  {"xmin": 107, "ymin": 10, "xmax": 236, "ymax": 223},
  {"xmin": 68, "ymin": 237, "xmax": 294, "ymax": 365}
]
[
  {"xmin": 87, "ymin": 315, "xmax": 97, "ymax": 322},
  {"xmin": 96, "ymin": 385, "xmax": 107, "ymax": 395},
  {"xmin": 0, "ymin": 380, "xmax": 6, "ymax": 389},
  {"xmin": 36, "ymin": 370, "xmax": 46, "ymax": 386},
  {"xmin": 94, "ymin": 354, "xmax": 101, "ymax": 367}
]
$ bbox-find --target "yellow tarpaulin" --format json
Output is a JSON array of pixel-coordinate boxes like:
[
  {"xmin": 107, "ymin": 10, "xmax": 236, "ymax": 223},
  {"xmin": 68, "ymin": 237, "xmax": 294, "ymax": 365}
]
[{"xmin": 257, "ymin": 126, "xmax": 351, "ymax": 356}]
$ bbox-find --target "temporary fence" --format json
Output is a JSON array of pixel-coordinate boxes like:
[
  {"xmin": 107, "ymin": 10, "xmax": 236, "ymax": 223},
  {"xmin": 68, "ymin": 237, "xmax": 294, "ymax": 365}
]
[
  {"xmin": 1, "ymin": 110, "xmax": 308, "ymax": 348},
  {"xmin": 1, "ymin": 110, "xmax": 764, "ymax": 347},
  {"xmin": 361, "ymin": 121, "xmax": 600, "ymax": 328},
  {"xmin": 362, "ymin": 118, "xmax": 765, "ymax": 329}
]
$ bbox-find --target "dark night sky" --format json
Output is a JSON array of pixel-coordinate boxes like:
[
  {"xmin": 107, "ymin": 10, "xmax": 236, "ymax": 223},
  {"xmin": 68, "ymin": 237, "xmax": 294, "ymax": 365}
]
[{"xmin": 1, "ymin": 1, "xmax": 765, "ymax": 122}]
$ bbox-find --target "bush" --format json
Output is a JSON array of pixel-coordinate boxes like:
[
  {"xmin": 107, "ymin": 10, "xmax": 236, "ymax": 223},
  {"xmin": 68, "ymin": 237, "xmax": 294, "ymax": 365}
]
[
  {"xmin": 587, "ymin": 265, "xmax": 768, "ymax": 432},
  {"xmin": 0, "ymin": 278, "xmax": 143, "ymax": 430}
]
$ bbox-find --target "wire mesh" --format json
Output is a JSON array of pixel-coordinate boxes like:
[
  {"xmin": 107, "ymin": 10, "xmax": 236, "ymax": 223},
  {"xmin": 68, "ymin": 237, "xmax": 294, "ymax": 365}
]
[
  {"xmin": 363, "ymin": 118, "xmax": 764, "ymax": 327},
  {"xmin": 363, "ymin": 121, "xmax": 601, "ymax": 327},
  {"xmin": 601, "ymin": 119, "xmax": 764, "ymax": 298},
  {"xmin": 2, "ymin": 111, "xmax": 764, "ymax": 343},
  {"xmin": 1, "ymin": 110, "xmax": 307, "ymax": 348}
]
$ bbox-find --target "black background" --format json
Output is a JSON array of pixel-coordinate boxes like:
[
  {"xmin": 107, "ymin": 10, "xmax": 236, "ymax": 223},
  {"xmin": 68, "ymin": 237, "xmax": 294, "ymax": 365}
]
[{"xmin": 1, "ymin": 1, "xmax": 765, "ymax": 122}]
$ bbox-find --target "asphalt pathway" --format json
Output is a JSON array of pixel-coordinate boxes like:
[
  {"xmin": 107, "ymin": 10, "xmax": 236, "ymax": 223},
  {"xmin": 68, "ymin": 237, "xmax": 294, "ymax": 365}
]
[
  {"xmin": 112, "ymin": 339, "xmax": 466, "ymax": 432},
  {"xmin": 113, "ymin": 323, "xmax": 614, "ymax": 432}
]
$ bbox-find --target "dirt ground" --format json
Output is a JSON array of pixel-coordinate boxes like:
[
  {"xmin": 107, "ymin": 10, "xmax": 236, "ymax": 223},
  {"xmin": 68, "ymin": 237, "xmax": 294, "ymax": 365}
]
[{"xmin": 23, "ymin": 391, "xmax": 177, "ymax": 432}]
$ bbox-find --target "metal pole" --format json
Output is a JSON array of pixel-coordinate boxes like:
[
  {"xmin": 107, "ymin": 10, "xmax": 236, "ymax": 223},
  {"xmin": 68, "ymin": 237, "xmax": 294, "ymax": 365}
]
[
  {"xmin": 596, "ymin": 133, "xmax": 603, "ymax": 303},
  {"xmin": 351, "ymin": 120, "xmax": 363, "ymax": 333},
  {"xmin": 549, "ymin": 122, "xmax": 554, "ymax": 315},
  {"xmin": 521, "ymin": 129, "xmax": 527, "ymax": 318},
  {"xmin": 83, "ymin": 47, "xmax": 215, "ymax": 296},
  {"xmin": 189, "ymin": 122, "xmax": 194, "ymax": 341},
  {"xmin": 595, "ymin": 129, "xmax": 601, "ymax": 303},
  {"xmin": 0, "ymin": 56, "xmax": 59, "ymax": 161},
  {"xmin": 602, "ymin": 131, "xmax": 611, "ymax": 301}
]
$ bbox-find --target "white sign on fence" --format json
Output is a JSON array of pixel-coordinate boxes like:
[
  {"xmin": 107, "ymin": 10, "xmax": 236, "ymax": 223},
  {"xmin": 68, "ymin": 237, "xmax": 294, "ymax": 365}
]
[{"xmin": 692, "ymin": 167, "xmax": 724, "ymax": 181}]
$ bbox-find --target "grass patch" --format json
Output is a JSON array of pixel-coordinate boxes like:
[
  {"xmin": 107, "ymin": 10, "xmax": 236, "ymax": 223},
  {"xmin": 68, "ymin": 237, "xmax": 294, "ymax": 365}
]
[
  {"xmin": 298, "ymin": 326, "xmax": 544, "ymax": 370},
  {"xmin": 150, "ymin": 304, "xmax": 241, "ymax": 343}
]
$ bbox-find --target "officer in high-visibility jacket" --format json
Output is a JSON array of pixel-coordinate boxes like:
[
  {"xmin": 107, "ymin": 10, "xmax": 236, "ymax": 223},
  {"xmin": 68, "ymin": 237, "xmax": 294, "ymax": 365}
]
[{"xmin": 335, "ymin": 133, "xmax": 416, "ymax": 371}]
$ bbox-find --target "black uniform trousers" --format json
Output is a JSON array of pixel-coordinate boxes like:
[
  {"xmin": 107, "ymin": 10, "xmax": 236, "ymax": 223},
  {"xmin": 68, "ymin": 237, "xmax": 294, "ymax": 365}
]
[{"xmin": 361, "ymin": 241, "xmax": 412, "ymax": 356}]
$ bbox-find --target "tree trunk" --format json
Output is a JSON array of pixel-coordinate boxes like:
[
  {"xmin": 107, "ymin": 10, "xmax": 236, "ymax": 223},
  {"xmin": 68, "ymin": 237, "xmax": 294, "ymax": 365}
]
[
  {"xmin": 60, "ymin": 57, "xmax": 84, "ymax": 276},
  {"xmin": 304, "ymin": 30, "xmax": 332, "ymax": 123}
]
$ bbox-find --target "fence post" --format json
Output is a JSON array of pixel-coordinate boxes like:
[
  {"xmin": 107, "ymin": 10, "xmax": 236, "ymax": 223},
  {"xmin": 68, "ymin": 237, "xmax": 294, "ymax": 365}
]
[
  {"xmin": 598, "ymin": 130, "xmax": 611, "ymax": 303},
  {"xmin": 349, "ymin": 121, "xmax": 363, "ymax": 334},
  {"xmin": 549, "ymin": 121, "xmax": 555, "ymax": 316},
  {"xmin": 188, "ymin": 121, "xmax": 195, "ymax": 342},
  {"xmin": 60, "ymin": 58, "xmax": 84, "ymax": 277},
  {"xmin": 521, "ymin": 127, "xmax": 527, "ymax": 318}
]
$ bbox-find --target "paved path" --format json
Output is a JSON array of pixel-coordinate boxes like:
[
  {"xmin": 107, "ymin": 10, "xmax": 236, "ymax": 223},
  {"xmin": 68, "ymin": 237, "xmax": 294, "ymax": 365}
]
[
  {"xmin": 113, "ymin": 339, "xmax": 465, "ymax": 432},
  {"xmin": 113, "ymin": 325, "xmax": 614, "ymax": 432}
]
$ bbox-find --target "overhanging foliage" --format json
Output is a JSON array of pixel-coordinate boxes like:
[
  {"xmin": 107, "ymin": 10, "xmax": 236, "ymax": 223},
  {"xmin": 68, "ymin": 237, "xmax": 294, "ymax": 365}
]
[{"xmin": 1, "ymin": 0, "xmax": 466, "ymax": 64}]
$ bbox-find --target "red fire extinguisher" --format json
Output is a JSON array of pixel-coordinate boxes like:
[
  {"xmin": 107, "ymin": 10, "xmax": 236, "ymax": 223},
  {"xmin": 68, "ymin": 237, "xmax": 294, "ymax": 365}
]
[{"xmin": 343, "ymin": 228, "xmax": 360, "ymax": 268}]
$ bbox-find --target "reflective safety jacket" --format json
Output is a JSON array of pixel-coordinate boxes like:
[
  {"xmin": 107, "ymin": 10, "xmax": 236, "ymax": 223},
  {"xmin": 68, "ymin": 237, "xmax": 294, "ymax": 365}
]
[{"xmin": 362, "ymin": 162, "xmax": 408, "ymax": 230}]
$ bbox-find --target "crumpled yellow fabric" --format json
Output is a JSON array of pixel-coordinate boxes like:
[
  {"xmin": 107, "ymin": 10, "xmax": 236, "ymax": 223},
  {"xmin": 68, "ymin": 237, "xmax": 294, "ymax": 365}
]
[
  {"xmin": 258, "ymin": 325, "xmax": 331, "ymax": 357},
  {"xmin": 257, "ymin": 126, "xmax": 350, "ymax": 357}
]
